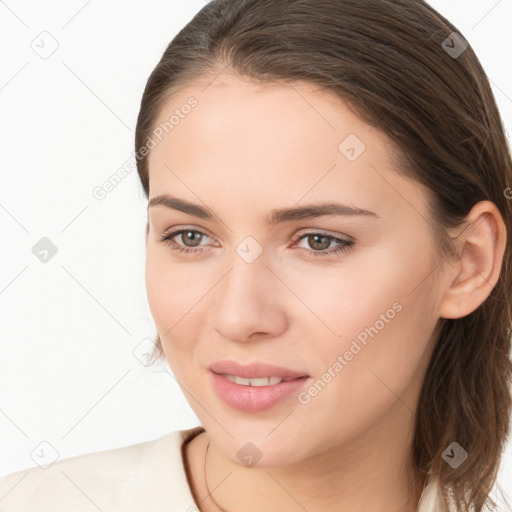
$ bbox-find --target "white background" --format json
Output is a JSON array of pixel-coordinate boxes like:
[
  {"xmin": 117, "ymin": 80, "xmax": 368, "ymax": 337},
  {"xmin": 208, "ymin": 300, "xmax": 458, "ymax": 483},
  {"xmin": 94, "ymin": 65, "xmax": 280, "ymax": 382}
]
[{"xmin": 1, "ymin": 0, "xmax": 511, "ymax": 506}]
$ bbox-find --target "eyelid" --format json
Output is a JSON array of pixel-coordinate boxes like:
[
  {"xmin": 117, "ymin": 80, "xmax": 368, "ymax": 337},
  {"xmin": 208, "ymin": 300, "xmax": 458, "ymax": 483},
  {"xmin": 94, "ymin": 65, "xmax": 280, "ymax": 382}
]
[
  {"xmin": 160, "ymin": 225, "xmax": 356, "ymax": 257},
  {"xmin": 161, "ymin": 226, "xmax": 353, "ymax": 244},
  {"xmin": 162, "ymin": 225, "xmax": 216, "ymax": 241},
  {"xmin": 294, "ymin": 227, "xmax": 353, "ymax": 240}
]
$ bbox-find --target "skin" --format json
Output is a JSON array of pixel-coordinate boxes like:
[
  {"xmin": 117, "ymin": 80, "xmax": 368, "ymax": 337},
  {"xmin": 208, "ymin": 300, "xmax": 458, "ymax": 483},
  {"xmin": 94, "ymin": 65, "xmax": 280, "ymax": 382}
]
[{"xmin": 144, "ymin": 72, "xmax": 506, "ymax": 512}]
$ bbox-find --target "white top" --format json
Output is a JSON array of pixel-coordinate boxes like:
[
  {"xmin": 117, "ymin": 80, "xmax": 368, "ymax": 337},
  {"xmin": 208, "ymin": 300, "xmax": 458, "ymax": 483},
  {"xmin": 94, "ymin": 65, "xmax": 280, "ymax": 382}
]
[{"xmin": 0, "ymin": 426, "xmax": 448, "ymax": 511}]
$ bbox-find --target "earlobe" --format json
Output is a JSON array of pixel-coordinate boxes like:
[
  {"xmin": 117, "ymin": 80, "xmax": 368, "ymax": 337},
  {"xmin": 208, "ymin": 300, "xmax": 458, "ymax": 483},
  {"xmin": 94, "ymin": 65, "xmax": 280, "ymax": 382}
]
[{"xmin": 438, "ymin": 201, "xmax": 507, "ymax": 320}]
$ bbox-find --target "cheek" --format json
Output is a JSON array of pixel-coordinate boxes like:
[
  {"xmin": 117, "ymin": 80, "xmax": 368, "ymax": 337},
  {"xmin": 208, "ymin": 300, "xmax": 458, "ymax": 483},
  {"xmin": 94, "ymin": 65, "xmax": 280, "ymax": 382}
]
[
  {"xmin": 280, "ymin": 254, "xmax": 403, "ymax": 344},
  {"xmin": 297, "ymin": 253, "xmax": 438, "ymax": 421},
  {"xmin": 145, "ymin": 246, "xmax": 172, "ymax": 327},
  {"xmin": 293, "ymin": 242, "xmax": 435, "ymax": 368},
  {"xmin": 294, "ymin": 297, "xmax": 435, "ymax": 452},
  {"xmin": 144, "ymin": 245, "xmax": 213, "ymax": 360},
  {"xmin": 145, "ymin": 246, "xmax": 192, "ymax": 341}
]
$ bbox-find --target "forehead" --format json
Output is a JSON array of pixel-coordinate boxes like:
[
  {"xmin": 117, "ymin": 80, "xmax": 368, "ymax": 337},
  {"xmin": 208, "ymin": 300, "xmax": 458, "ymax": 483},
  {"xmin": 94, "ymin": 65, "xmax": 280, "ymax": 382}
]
[
  {"xmin": 151, "ymin": 72, "xmax": 384, "ymax": 159},
  {"xmin": 147, "ymin": 72, "xmax": 431, "ymax": 223}
]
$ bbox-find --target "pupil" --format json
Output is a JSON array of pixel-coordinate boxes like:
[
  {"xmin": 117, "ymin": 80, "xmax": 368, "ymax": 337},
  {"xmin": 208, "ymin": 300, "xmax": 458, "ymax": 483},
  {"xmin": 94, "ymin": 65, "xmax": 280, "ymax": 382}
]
[
  {"xmin": 184, "ymin": 231, "xmax": 201, "ymax": 246},
  {"xmin": 310, "ymin": 235, "xmax": 329, "ymax": 250}
]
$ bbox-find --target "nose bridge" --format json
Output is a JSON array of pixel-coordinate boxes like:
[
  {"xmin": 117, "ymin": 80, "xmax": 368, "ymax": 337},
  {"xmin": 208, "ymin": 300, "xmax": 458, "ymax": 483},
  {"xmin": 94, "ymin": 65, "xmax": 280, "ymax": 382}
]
[
  {"xmin": 217, "ymin": 243, "xmax": 269, "ymax": 314},
  {"xmin": 211, "ymin": 239, "xmax": 285, "ymax": 341}
]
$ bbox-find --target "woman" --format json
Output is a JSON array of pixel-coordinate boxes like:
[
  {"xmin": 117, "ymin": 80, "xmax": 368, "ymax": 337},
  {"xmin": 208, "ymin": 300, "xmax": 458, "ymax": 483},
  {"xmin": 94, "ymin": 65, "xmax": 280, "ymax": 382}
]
[{"xmin": 1, "ymin": 1, "xmax": 510, "ymax": 511}]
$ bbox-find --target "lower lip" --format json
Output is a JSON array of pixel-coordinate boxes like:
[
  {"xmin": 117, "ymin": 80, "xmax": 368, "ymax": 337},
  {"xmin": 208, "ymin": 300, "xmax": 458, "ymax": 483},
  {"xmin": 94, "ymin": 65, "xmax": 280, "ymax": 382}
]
[{"xmin": 210, "ymin": 371, "xmax": 310, "ymax": 412}]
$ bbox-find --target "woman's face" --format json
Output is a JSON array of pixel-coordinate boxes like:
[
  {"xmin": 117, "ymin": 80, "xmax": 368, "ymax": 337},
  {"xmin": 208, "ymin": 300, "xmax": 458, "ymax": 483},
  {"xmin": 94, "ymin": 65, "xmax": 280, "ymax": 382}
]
[{"xmin": 145, "ymin": 73, "xmax": 447, "ymax": 466}]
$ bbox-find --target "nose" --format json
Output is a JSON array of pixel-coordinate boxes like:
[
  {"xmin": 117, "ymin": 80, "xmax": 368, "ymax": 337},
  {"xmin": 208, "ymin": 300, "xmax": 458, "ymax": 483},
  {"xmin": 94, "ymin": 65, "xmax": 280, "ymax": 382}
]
[{"xmin": 211, "ymin": 250, "xmax": 288, "ymax": 343}]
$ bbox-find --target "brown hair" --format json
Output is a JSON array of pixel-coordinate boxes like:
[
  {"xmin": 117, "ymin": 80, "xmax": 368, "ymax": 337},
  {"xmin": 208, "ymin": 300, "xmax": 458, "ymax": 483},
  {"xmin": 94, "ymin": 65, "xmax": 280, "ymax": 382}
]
[{"xmin": 134, "ymin": 1, "xmax": 512, "ymax": 510}]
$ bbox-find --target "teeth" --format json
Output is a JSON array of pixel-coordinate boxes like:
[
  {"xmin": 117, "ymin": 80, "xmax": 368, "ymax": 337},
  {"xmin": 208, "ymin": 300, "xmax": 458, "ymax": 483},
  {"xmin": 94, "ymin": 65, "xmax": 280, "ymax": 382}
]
[{"xmin": 223, "ymin": 374, "xmax": 285, "ymax": 386}]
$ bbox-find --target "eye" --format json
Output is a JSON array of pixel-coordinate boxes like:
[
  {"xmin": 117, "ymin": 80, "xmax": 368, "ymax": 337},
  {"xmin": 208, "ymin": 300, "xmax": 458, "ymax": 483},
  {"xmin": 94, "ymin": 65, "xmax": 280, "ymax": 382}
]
[
  {"xmin": 294, "ymin": 232, "xmax": 355, "ymax": 258},
  {"xmin": 159, "ymin": 228, "xmax": 355, "ymax": 258},
  {"xmin": 159, "ymin": 228, "xmax": 213, "ymax": 254}
]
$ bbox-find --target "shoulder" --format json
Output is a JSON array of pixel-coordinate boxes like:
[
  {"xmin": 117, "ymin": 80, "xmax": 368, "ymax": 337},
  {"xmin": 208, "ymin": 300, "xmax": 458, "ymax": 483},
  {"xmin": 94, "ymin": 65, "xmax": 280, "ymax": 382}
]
[
  {"xmin": 0, "ymin": 426, "xmax": 205, "ymax": 512},
  {"xmin": 418, "ymin": 475, "xmax": 456, "ymax": 512}
]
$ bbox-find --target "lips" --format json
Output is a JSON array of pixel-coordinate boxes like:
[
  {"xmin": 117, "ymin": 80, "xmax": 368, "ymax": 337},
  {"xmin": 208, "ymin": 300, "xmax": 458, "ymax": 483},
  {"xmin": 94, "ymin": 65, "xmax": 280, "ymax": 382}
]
[
  {"xmin": 210, "ymin": 369, "xmax": 310, "ymax": 412},
  {"xmin": 209, "ymin": 360, "xmax": 309, "ymax": 380}
]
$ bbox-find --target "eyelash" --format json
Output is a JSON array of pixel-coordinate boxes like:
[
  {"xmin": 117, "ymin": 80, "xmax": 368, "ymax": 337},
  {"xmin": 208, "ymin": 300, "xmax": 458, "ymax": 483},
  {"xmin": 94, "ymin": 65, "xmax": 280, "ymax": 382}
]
[{"xmin": 158, "ymin": 228, "xmax": 355, "ymax": 258}]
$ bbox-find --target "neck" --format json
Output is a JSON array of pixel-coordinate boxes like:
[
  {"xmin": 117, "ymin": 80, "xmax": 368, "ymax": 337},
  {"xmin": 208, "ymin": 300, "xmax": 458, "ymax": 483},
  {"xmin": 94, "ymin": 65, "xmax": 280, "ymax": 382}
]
[{"xmin": 186, "ymin": 400, "xmax": 427, "ymax": 512}]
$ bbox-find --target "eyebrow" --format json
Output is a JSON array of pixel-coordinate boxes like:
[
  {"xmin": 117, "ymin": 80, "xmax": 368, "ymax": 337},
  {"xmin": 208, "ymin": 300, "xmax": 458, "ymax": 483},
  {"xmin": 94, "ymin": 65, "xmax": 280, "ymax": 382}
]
[{"xmin": 148, "ymin": 194, "xmax": 380, "ymax": 224}]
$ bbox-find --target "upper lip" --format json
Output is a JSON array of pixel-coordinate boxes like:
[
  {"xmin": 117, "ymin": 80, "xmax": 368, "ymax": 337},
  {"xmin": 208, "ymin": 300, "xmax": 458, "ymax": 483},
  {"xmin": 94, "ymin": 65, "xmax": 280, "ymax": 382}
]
[{"xmin": 210, "ymin": 360, "xmax": 309, "ymax": 379}]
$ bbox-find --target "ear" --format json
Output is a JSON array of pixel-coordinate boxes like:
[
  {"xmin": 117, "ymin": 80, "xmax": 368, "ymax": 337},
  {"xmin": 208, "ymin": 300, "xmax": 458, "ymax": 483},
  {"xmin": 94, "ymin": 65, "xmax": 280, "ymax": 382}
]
[{"xmin": 438, "ymin": 200, "xmax": 507, "ymax": 320}]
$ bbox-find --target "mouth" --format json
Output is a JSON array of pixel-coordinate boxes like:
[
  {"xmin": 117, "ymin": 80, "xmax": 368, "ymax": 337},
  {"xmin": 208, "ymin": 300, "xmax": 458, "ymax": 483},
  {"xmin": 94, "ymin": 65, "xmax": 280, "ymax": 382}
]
[
  {"xmin": 209, "ymin": 359, "xmax": 309, "ymax": 381},
  {"xmin": 210, "ymin": 372, "xmax": 310, "ymax": 412},
  {"xmin": 218, "ymin": 374, "xmax": 303, "ymax": 386}
]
